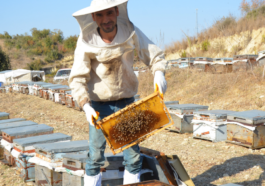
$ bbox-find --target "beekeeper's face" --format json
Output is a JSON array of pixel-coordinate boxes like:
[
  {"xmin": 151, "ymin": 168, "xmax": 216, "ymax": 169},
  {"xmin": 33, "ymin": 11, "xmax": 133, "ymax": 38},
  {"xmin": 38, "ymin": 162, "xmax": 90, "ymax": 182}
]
[{"xmin": 92, "ymin": 7, "xmax": 119, "ymax": 33}]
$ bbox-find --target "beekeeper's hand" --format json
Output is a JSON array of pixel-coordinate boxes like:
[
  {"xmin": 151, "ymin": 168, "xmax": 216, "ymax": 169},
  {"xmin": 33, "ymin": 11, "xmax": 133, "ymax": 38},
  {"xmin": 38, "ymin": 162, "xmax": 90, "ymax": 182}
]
[
  {"xmin": 154, "ymin": 71, "xmax": 167, "ymax": 95},
  {"xmin": 83, "ymin": 103, "xmax": 98, "ymax": 126}
]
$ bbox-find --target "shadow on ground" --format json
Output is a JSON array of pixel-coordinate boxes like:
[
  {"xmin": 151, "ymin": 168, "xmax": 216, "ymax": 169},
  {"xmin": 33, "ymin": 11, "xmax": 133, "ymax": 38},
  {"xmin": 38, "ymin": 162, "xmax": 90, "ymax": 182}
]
[{"xmin": 193, "ymin": 154, "xmax": 265, "ymax": 186}]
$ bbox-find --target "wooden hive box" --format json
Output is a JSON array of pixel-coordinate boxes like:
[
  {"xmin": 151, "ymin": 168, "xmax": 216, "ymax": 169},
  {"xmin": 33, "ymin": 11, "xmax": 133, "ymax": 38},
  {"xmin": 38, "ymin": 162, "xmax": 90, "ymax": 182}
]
[
  {"xmin": 1, "ymin": 124, "xmax": 54, "ymax": 166},
  {"xmin": 66, "ymin": 92, "xmax": 74, "ymax": 108},
  {"xmin": 59, "ymin": 90, "xmax": 71, "ymax": 105},
  {"xmin": 168, "ymin": 104, "xmax": 208, "ymax": 133},
  {"xmin": 62, "ymin": 152, "xmax": 124, "ymax": 186},
  {"xmin": 0, "ymin": 112, "xmax": 10, "ymax": 120},
  {"xmin": 34, "ymin": 140, "xmax": 89, "ymax": 186},
  {"xmin": 48, "ymin": 86, "xmax": 70, "ymax": 102},
  {"xmin": 226, "ymin": 110, "xmax": 265, "ymax": 149},
  {"xmin": 192, "ymin": 110, "xmax": 237, "ymax": 142},
  {"xmin": 13, "ymin": 133, "xmax": 72, "ymax": 182}
]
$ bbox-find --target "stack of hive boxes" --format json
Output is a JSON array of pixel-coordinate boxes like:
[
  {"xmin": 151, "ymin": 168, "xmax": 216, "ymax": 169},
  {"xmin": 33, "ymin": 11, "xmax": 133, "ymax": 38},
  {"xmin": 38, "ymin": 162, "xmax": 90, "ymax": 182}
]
[
  {"xmin": 167, "ymin": 104, "xmax": 208, "ymax": 133},
  {"xmin": 192, "ymin": 110, "xmax": 237, "ymax": 142},
  {"xmin": 226, "ymin": 110, "xmax": 265, "ymax": 149}
]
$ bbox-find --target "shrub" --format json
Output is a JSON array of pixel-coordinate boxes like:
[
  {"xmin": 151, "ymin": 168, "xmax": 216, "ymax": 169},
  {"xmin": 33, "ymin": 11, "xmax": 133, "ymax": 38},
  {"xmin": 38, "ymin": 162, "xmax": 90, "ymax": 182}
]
[
  {"xmin": 180, "ymin": 50, "xmax": 187, "ymax": 58},
  {"xmin": 231, "ymin": 45, "xmax": 243, "ymax": 55},
  {"xmin": 45, "ymin": 50, "xmax": 62, "ymax": 62},
  {"xmin": 213, "ymin": 15, "xmax": 236, "ymax": 31},
  {"xmin": 52, "ymin": 30, "xmax": 64, "ymax": 43},
  {"xmin": 262, "ymin": 34, "xmax": 265, "ymax": 43},
  {"xmin": 0, "ymin": 32, "xmax": 12, "ymax": 39},
  {"xmin": 16, "ymin": 44, "xmax": 21, "ymax": 50},
  {"xmin": 201, "ymin": 40, "xmax": 210, "ymax": 51},
  {"xmin": 0, "ymin": 47, "xmax": 11, "ymax": 71},
  {"xmin": 64, "ymin": 36, "xmax": 78, "ymax": 51},
  {"xmin": 26, "ymin": 59, "xmax": 43, "ymax": 70},
  {"xmin": 31, "ymin": 28, "xmax": 50, "ymax": 40},
  {"xmin": 12, "ymin": 53, "xmax": 20, "ymax": 59},
  {"xmin": 4, "ymin": 39, "xmax": 15, "ymax": 49},
  {"xmin": 45, "ymin": 36, "xmax": 52, "ymax": 48}
]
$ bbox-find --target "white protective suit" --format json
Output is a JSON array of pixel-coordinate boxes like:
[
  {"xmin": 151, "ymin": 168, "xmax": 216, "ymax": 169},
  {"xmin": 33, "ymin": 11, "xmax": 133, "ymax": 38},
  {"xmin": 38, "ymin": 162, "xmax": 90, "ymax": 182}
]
[{"xmin": 69, "ymin": 0, "xmax": 167, "ymax": 107}]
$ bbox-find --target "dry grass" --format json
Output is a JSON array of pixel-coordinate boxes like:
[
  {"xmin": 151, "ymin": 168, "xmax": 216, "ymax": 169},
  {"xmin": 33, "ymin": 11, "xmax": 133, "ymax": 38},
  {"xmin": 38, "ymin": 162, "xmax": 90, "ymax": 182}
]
[
  {"xmin": 138, "ymin": 66, "xmax": 265, "ymax": 111},
  {"xmin": 165, "ymin": 5, "xmax": 265, "ymax": 56}
]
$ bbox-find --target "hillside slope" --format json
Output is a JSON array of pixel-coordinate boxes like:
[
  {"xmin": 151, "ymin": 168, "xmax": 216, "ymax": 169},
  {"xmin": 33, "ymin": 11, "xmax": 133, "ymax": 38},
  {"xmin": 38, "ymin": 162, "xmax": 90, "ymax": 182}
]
[
  {"xmin": 166, "ymin": 27, "xmax": 265, "ymax": 60},
  {"xmin": 138, "ymin": 67, "xmax": 265, "ymax": 112}
]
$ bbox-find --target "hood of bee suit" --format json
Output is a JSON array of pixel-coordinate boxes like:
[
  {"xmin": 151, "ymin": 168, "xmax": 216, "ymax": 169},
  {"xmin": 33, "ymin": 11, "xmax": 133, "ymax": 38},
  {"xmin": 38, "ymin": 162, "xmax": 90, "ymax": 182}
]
[{"xmin": 72, "ymin": 0, "xmax": 134, "ymax": 41}]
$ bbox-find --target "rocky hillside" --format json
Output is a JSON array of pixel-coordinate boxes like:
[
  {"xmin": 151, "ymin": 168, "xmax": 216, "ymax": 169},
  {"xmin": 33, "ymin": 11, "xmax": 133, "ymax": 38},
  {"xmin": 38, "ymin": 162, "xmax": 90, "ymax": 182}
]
[{"xmin": 166, "ymin": 27, "xmax": 265, "ymax": 60}]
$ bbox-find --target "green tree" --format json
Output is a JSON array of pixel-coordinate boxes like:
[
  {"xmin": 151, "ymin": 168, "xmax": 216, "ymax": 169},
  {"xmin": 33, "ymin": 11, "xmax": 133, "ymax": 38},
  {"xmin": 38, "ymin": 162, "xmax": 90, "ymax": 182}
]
[
  {"xmin": 201, "ymin": 40, "xmax": 210, "ymax": 51},
  {"xmin": 0, "ymin": 47, "xmax": 11, "ymax": 71},
  {"xmin": 45, "ymin": 36, "xmax": 52, "ymax": 48},
  {"xmin": 64, "ymin": 36, "xmax": 78, "ymax": 51},
  {"xmin": 26, "ymin": 59, "xmax": 43, "ymax": 70}
]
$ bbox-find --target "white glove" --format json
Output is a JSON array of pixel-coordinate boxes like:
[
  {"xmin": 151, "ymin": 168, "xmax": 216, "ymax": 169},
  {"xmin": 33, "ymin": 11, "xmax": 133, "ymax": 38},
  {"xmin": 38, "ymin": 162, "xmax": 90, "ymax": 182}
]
[
  {"xmin": 83, "ymin": 103, "xmax": 98, "ymax": 126},
  {"xmin": 154, "ymin": 71, "xmax": 167, "ymax": 94}
]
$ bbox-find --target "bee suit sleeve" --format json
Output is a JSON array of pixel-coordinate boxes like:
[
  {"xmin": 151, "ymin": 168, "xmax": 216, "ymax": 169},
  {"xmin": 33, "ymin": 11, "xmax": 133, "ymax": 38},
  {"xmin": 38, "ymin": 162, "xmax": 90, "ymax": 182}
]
[
  {"xmin": 68, "ymin": 32, "xmax": 91, "ymax": 108},
  {"xmin": 133, "ymin": 26, "xmax": 167, "ymax": 74}
]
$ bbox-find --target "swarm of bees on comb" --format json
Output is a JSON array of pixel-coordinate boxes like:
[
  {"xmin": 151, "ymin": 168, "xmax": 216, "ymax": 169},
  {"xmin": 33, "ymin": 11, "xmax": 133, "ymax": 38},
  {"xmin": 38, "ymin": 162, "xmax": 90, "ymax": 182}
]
[{"xmin": 110, "ymin": 107, "xmax": 160, "ymax": 145}]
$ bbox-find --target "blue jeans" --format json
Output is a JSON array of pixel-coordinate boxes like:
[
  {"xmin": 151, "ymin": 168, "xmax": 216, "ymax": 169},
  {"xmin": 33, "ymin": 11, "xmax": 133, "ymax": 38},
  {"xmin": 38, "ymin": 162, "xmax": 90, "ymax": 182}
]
[{"xmin": 86, "ymin": 97, "xmax": 143, "ymax": 176}]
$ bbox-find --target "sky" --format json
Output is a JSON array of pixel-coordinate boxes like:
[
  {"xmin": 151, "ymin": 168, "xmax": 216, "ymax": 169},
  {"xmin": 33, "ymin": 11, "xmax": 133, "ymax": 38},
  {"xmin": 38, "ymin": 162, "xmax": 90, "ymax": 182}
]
[{"xmin": 0, "ymin": 0, "xmax": 243, "ymax": 48}]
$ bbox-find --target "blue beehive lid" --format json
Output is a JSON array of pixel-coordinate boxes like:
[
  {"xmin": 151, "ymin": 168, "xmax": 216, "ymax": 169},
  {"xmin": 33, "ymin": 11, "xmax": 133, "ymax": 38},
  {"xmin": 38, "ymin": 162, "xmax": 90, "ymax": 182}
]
[
  {"xmin": 195, "ymin": 57, "xmax": 213, "ymax": 62},
  {"xmin": 13, "ymin": 133, "xmax": 72, "ymax": 148},
  {"xmin": 0, "ymin": 112, "xmax": 9, "ymax": 118},
  {"xmin": 34, "ymin": 140, "xmax": 89, "ymax": 154},
  {"xmin": 227, "ymin": 110, "xmax": 265, "ymax": 125},
  {"xmin": 40, "ymin": 84, "xmax": 61, "ymax": 89},
  {"xmin": 48, "ymin": 85, "xmax": 69, "ymax": 90},
  {"xmin": 213, "ymin": 58, "xmax": 233, "ymax": 62},
  {"xmin": 34, "ymin": 82, "xmax": 49, "ymax": 85},
  {"xmin": 2, "ymin": 124, "xmax": 53, "ymax": 136},
  {"xmin": 0, "ymin": 118, "xmax": 26, "ymax": 125},
  {"xmin": 0, "ymin": 121, "xmax": 38, "ymax": 133},
  {"xmin": 165, "ymin": 101, "xmax": 179, "ymax": 107},
  {"xmin": 169, "ymin": 104, "xmax": 208, "ymax": 109},
  {"xmin": 194, "ymin": 110, "xmax": 237, "ymax": 120}
]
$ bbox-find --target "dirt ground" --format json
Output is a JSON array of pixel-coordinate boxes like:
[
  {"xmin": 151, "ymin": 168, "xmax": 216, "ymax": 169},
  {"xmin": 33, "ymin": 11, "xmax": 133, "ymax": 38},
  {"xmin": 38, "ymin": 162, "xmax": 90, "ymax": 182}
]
[{"xmin": 1, "ymin": 93, "xmax": 265, "ymax": 186}]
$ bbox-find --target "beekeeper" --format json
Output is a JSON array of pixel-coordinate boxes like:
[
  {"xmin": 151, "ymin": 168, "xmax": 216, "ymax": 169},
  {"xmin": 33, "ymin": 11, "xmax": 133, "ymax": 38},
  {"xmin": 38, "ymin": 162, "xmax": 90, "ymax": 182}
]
[{"xmin": 69, "ymin": 0, "xmax": 167, "ymax": 185}]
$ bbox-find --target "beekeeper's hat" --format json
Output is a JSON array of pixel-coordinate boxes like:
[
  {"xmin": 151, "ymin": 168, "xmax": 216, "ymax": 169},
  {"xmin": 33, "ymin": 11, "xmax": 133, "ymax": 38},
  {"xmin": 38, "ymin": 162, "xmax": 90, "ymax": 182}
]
[{"xmin": 73, "ymin": 0, "xmax": 128, "ymax": 16}]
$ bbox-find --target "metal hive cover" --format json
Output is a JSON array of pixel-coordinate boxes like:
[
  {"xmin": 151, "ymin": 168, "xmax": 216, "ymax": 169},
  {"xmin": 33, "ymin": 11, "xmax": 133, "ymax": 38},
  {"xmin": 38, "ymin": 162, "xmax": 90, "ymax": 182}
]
[
  {"xmin": 26, "ymin": 82, "xmax": 38, "ymax": 85},
  {"xmin": 48, "ymin": 85, "xmax": 69, "ymax": 90},
  {"xmin": 34, "ymin": 140, "xmax": 89, "ymax": 153},
  {"xmin": 62, "ymin": 151, "xmax": 89, "ymax": 162},
  {"xmin": 40, "ymin": 84, "xmax": 61, "ymax": 88},
  {"xmin": 195, "ymin": 57, "xmax": 213, "ymax": 61},
  {"xmin": 165, "ymin": 101, "xmax": 179, "ymax": 106},
  {"xmin": 63, "ymin": 152, "xmax": 123, "ymax": 163},
  {"xmin": 0, "ymin": 121, "xmax": 38, "ymax": 131},
  {"xmin": 194, "ymin": 110, "xmax": 237, "ymax": 119},
  {"xmin": 169, "ymin": 104, "xmax": 209, "ymax": 110},
  {"xmin": 34, "ymin": 82, "xmax": 49, "ymax": 85},
  {"xmin": 227, "ymin": 110, "xmax": 265, "ymax": 125},
  {"xmin": 13, "ymin": 133, "xmax": 72, "ymax": 147},
  {"xmin": 0, "ymin": 112, "xmax": 9, "ymax": 117},
  {"xmin": 2, "ymin": 124, "xmax": 54, "ymax": 136},
  {"xmin": 15, "ymin": 81, "xmax": 31, "ymax": 85},
  {"xmin": 0, "ymin": 118, "xmax": 26, "ymax": 125}
]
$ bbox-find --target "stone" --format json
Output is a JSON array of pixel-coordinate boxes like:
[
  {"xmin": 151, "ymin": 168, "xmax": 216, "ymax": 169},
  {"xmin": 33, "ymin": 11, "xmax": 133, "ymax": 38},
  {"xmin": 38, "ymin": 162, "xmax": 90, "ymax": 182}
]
[{"xmin": 260, "ymin": 148, "xmax": 265, "ymax": 152}]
